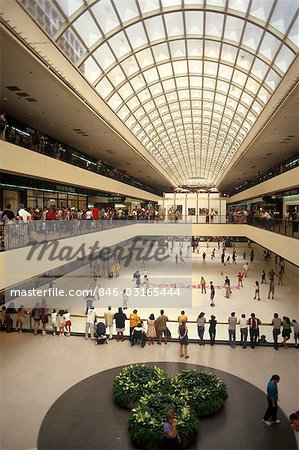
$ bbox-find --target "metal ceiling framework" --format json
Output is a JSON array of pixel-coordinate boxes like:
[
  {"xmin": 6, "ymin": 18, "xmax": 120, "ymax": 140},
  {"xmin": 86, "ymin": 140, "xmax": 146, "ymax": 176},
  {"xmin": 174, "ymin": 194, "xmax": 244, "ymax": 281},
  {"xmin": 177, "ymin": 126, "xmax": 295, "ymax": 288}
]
[{"xmin": 20, "ymin": 0, "xmax": 299, "ymax": 187}]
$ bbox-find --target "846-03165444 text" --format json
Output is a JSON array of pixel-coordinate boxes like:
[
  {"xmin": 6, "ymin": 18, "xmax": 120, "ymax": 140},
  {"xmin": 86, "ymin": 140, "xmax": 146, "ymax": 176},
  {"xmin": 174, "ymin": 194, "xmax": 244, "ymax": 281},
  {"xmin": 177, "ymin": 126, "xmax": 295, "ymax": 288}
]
[
  {"xmin": 93, "ymin": 287, "xmax": 181, "ymax": 297},
  {"xmin": 9, "ymin": 287, "xmax": 181, "ymax": 298}
]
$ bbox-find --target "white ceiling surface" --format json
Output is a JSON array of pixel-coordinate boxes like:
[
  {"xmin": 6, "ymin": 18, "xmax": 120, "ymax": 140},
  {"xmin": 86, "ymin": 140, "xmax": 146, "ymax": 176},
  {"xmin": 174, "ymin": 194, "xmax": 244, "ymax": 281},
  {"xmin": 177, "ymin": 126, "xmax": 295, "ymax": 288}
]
[
  {"xmin": 1, "ymin": 0, "xmax": 299, "ymax": 192},
  {"xmin": 0, "ymin": 31, "xmax": 171, "ymax": 193}
]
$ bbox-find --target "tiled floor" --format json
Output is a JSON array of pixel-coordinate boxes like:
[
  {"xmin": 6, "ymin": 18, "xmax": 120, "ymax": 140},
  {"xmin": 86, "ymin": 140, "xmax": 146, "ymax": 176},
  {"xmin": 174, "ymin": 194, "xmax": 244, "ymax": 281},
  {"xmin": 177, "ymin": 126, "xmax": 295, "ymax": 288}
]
[
  {"xmin": 2, "ymin": 240, "xmax": 298, "ymax": 449},
  {"xmin": 0, "ymin": 333, "xmax": 298, "ymax": 450}
]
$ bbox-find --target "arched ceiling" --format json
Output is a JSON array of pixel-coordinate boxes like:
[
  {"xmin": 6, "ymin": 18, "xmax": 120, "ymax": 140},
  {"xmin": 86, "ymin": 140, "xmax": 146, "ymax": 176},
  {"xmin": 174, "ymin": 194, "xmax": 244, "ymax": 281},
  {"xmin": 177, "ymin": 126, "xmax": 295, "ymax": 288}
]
[{"xmin": 20, "ymin": 0, "xmax": 299, "ymax": 187}]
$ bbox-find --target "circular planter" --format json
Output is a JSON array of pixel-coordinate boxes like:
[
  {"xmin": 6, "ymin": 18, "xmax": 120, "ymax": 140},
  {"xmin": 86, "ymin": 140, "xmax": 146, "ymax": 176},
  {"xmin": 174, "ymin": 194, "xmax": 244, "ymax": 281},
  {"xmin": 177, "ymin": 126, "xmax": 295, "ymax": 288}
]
[
  {"xmin": 129, "ymin": 393, "xmax": 198, "ymax": 449},
  {"xmin": 112, "ymin": 364, "xmax": 169, "ymax": 409},
  {"xmin": 170, "ymin": 369, "xmax": 228, "ymax": 418}
]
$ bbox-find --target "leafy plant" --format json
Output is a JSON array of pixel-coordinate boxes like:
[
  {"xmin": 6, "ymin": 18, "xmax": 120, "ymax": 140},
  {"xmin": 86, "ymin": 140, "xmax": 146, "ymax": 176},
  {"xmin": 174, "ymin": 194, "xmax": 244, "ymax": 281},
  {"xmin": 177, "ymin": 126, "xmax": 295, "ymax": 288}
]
[
  {"xmin": 112, "ymin": 364, "xmax": 169, "ymax": 408},
  {"xmin": 129, "ymin": 393, "xmax": 198, "ymax": 449},
  {"xmin": 170, "ymin": 370, "xmax": 228, "ymax": 417}
]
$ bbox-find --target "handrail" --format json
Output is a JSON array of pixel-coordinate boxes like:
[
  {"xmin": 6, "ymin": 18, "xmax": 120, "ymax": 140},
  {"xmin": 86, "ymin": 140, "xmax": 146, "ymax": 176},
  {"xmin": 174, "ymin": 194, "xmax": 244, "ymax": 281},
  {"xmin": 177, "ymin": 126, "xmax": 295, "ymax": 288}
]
[
  {"xmin": 3, "ymin": 311, "xmax": 296, "ymax": 347},
  {"xmin": 1, "ymin": 215, "xmax": 298, "ymax": 252}
]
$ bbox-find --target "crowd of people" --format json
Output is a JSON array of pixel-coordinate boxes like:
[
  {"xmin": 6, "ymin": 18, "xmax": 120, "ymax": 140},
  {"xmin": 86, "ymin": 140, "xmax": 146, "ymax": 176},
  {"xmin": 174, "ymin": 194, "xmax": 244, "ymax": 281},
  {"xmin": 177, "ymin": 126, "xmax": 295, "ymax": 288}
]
[
  {"xmin": 1, "ymin": 302, "xmax": 298, "ymax": 354},
  {"xmin": 0, "ymin": 203, "xmax": 160, "ymax": 224},
  {"xmin": 0, "ymin": 113, "xmax": 156, "ymax": 194}
]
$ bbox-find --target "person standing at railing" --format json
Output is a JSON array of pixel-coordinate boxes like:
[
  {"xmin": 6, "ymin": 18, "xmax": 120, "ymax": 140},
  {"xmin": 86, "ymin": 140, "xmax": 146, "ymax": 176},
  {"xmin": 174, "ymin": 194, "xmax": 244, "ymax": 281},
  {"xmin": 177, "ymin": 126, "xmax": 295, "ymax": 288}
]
[
  {"xmin": 209, "ymin": 315, "xmax": 217, "ymax": 346},
  {"xmin": 104, "ymin": 306, "xmax": 114, "ymax": 340},
  {"xmin": 248, "ymin": 313, "xmax": 260, "ymax": 349},
  {"xmin": 228, "ymin": 312, "xmax": 237, "ymax": 348},
  {"xmin": 15, "ymin": 305, "xmax": 27, "ymax": 333},
  {"xmin": 272, "ymin": 313, "xmax": 282, "ymax": 351},
  {"xmin": 197, "ymin": 312, "xmax": 206, "ymax": 345},
  {"xmin": 239, "ymin": 314, "xmax": 248, "ymax": 349},
  {"xmin": 31, "ymin": 302, "xmax": 41, "ymax": 336},
  {"xmin": 85, "ymin": 306, "xmax": 96, "ymax": 340}
]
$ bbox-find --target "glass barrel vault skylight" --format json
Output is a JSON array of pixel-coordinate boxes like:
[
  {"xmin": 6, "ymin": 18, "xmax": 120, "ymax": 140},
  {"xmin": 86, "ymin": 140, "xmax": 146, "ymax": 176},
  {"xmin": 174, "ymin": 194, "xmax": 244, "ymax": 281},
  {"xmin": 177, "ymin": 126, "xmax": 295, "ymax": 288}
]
[{"xmin": 20, "ymin": 0, "xmax": 299, "ymax": 187}]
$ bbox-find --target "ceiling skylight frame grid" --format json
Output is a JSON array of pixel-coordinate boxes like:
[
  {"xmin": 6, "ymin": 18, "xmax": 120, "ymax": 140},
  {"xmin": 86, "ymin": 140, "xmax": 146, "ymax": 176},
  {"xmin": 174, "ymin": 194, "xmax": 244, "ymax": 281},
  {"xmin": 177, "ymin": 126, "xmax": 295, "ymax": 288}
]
[{"xmin": 20, "ymin": 0, "xmax": 299, "ymax": 187}]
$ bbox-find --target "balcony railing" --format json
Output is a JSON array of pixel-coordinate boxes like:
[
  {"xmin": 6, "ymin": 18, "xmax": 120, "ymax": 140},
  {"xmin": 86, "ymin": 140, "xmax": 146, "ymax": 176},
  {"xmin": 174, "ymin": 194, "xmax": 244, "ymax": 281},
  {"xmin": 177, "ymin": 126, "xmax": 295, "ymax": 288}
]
[
  {"xmin": 1, "ymin": 312, "xmax": 296, "ymax": 348},
  {"xmin": 1, "ymin": 215, "xmax": 298, "ymax": 251}
]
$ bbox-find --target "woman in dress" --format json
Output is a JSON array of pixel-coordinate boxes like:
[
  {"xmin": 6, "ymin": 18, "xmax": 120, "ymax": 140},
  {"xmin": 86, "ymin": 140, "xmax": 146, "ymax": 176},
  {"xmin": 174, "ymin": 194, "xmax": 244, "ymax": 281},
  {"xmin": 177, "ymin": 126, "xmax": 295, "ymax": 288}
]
[
  {"xmin": 146, "ymin": 313, "xmax": 156, "ymax": 345},
  {"xmin": 178, "ymin": 320, "xmax": 189, "ymax": 359}
]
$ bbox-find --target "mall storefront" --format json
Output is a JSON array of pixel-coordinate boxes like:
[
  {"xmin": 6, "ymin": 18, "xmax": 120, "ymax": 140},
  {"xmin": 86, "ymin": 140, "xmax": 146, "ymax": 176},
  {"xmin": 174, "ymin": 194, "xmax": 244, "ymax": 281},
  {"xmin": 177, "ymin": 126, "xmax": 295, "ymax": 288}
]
[{"xmin": 0, "ymin": 174, "xmax": 145, "ymax": 213}]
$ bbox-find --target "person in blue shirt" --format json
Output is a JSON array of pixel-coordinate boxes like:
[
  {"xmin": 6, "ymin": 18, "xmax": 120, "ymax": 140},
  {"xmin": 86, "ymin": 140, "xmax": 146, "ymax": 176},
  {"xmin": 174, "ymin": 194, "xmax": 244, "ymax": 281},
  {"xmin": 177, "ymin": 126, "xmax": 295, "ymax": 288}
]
[{"xmin": 263, "ymin": 374, "xmax": 281, "ymax": 426}]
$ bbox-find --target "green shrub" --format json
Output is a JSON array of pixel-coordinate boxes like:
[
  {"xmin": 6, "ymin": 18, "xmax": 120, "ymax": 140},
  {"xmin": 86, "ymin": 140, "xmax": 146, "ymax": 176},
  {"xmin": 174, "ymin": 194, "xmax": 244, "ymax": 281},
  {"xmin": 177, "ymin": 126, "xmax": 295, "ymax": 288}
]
[
  {"xmin": 170, "ymin": 370, "xmax": 228, "ymax": 417},
  {"xmin": 112, "ymin": 364, "xmax": 169, "ymax": 408},
  {"xmin": 129, "ymin": 393, "xmax": 198, "ymax": 449}
]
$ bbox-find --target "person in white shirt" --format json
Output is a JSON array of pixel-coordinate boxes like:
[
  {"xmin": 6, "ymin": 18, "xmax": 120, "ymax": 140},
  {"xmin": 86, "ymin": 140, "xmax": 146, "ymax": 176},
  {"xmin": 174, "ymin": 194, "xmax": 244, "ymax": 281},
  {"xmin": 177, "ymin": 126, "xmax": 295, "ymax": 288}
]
[
  {"xmin": 243, "ymin": 262, "xmax": 249, "ymax": 278},
  {"xmin": 85, "ymin": 306, "xmax": 96, "ymax": 340},
  {"xmin": 51, "ymin": 309, "xmax": 58, "ymax": 336},
  {"xmin": 104, "ymin": 306, "xmax": 114, "ymax": 340},
  {"xmin": 18, "ymin": 204, "xmax": 31, "ymax": 222},
  {"xmin": 85, "ymin": 209, "xmax": 92, "ymax": 220},
  {"xmin": 239, "ymin": 314, "xmax": 248, "ymax": 348},
  {"xmin": 63, "ymin": 309, "xmax": 71, "ymax": 336}
]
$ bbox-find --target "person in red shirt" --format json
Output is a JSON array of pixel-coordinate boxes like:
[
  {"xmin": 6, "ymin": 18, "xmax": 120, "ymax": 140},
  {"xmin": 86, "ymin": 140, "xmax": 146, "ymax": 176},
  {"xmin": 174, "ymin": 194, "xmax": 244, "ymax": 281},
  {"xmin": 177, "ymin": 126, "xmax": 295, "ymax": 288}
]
[
  {"xmin": 46, "ymin": 208, "xmax": 55, "ymax": 220},
  {"xmin": 92, "ymin": 205, "xmax": 99, "ymax": 220}
]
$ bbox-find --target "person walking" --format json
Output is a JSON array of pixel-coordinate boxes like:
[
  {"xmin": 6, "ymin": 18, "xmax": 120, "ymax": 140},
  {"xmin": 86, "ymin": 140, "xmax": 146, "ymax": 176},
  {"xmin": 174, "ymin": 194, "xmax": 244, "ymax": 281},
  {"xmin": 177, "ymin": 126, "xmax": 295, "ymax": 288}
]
[
  {"xmin": 197, "ymin": 312, "xmax": 206, "ymax": 345},
  {"xmin": 282, "ymin": 316, "xmax": 292, "ymax": 348},
  {"xmin": 178, "ymin": 320, "xmax": 189, "ymax": 359},
  {"xmin": 114, "ymin": 307, "xmax": 127, "ymax": 342},
  {"xmin": 122, "ymin": 289, "xmax": 129, "ymax": 310},
  {"xmin": 156, "ymin": 310, "xmax": 169, "ymax": 345},
  {"xmin": 239, "ymin": 314, "xmax": 248, "ymax": 349},
  {"xmin": 224, "ymin": 276, "xmax": 231, "ymax": 298},
  {"xmin": 272, "ymin": 313, "xmax": 282, "ymax": 350},
  {"xmin": 237, "ymin": 272, "xmax": 243, "ymax": 288},
  {"xmin": 268, "ymin": 280, "xmax": 275, "ymax": 299},
  {"xmin": 262, "ymin": 374, "xmax": 281, "ymax": 426},
  {"xmin": 279, "ymin": 258, "xmax": 285, "ymax": 275},
  {"xmin": 253, "ymin": 281, "xmax": 261, "ymax": 300},
  {"xmin": 146, "ymin": 313, "xmax": 156, "ymax": 345},
  {"xmin": 133, "ymin": 270, "xmax": 141, "ymax": 287},
  {"xmin": 200, "ymin": 276, "xmax": 206, "ymax": 294},
  {"xmin": 250, "ymin": 249, "xmax": 254, "ymax": 263},
  {"xmin": 104, "ymin": 306, "xmax": 114, "ymax": 340},
  {"xmin": 209, "ymin": 315, "xmax": 217, "ymax": 346},
  {"xmin": 210, "ymin": 281, "xmax": 215, "ymax": 306},
  {"xmin": 228, "ymin": 312, "xmax": 237, "ymax": 348},
  {"xmin": 261, "ymin": 270, "xmax": 266, "ymax": 284},
  {"xmin": 248, "ymin": 313, "xmax": 261, "ymax": 349},
  {"xmin": 243, "ymin": 262, "xmax": 249, "ymax": 278},
  {"xmin": 277, "ymin": 270, "xmax": 283, "ymax": 286}
]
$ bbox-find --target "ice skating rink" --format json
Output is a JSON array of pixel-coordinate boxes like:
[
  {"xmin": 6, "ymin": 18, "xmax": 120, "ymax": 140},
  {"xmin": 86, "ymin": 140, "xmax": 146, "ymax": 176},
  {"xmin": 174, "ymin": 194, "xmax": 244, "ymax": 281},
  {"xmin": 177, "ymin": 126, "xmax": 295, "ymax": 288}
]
[{"xmin": 9, "ymin": 239, "xmax": 299, "ymax": 341}]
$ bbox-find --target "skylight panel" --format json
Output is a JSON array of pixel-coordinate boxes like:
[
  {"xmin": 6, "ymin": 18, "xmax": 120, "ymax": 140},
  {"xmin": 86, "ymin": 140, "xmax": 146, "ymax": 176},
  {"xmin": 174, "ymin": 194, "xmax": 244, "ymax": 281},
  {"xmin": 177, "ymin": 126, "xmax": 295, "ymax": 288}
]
[
  {"xmin": 73, "ymin": 11, "xmax": 101, "ymax": 48},
  {"xmin": 91, "ymin": 0, "xmax": 120, "ymax": 34}
]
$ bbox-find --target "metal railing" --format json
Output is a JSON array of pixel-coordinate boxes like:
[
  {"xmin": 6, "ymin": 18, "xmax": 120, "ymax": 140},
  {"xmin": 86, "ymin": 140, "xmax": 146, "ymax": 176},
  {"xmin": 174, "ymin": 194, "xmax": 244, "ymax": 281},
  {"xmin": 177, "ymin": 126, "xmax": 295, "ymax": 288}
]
[
  {"xmin": 1, "ymin": 312, "xmax": 296, "ymax": 347},
  {"xmin": 1, "ymin": 215, "xmax": 298, "ymax": 251}
]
